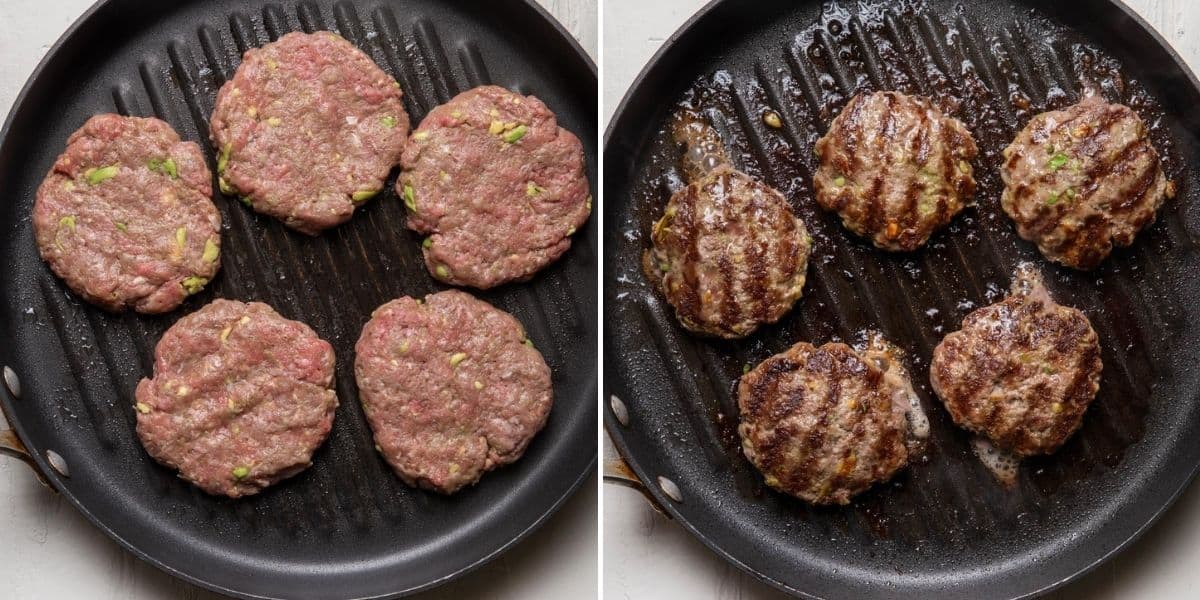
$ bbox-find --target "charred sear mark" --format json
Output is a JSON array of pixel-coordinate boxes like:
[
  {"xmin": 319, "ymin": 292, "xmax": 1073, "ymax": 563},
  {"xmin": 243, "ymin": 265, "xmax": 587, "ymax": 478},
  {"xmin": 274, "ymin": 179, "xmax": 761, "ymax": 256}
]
[
  {"xmin": 813, "ymin": 91, "xmax": 978, "ymax": 252},
  {"xmin": 737, "ymin": 341, "xmax": 911, "ymax": 506},
  {"xmin": 645, "ymin": 167, "xmax": 811, "ymax": 338},
  {"xmin": 930, "ymin": 266, "xmax": 1103, "ymax": 457},
  {"xmin": 1000, "ymin": 96, "xmax": 1170, "ymax": 271}
]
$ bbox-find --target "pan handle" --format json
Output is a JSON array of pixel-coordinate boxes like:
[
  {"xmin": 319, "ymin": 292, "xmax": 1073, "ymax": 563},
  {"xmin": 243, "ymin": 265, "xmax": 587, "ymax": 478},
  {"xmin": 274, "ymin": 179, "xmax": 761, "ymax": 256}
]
[
  {"xmin": 603, "ymin": 436, "xmax": 672, "ymax": 518},
  {"xmin": 0, "ymin": 427, "xmax": 51, "ymax": 488}
]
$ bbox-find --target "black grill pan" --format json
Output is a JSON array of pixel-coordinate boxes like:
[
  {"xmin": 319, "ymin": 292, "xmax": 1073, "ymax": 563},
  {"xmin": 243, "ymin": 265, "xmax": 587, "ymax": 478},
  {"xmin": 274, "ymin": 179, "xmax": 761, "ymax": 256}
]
[
  {"xmin": 604, "ymin": 0, "xmax": 1200, "ymax": 598},
  {"xmin": 0, "ymin": 1, "xmax": 596, "ymax": 598}
]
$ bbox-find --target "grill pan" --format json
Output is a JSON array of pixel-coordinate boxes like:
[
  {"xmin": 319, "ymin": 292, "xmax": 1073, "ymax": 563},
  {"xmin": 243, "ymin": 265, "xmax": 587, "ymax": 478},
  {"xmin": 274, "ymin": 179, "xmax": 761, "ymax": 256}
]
[
  {"xmin": 603, "ymin": 0, "xmax": 1200, "ymax": 598},
  {"xmin": 0, "ymin": 1, "xmax": 596, "ymax": 598}
]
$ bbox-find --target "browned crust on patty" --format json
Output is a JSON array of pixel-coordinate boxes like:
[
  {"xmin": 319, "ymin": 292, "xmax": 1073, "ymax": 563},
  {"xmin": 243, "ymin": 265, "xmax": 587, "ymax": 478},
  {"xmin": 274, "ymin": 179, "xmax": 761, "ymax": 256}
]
[
  {"xmin": 737, "ymin": 340, "xmax": 911, "ymax": 505},
  {"xmin": 930, "ymin": 265, "xmax": 1103, "ymax": 456},
  {"xmin": 1000, "ymin": 96, "xmax": 1170, "ymax": 270},
  {"xmin": 644, "ymin": 166, "xmax": 811, "ymax": 339},
  {"xmin": 814, "ymin": 91, "xmax": 978, "ymax": 251}
]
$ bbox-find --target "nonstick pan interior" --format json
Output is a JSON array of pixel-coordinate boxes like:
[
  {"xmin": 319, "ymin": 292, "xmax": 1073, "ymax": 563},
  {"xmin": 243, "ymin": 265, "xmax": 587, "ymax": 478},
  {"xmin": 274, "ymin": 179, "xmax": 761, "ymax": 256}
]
[
  {"xmin": 604, "ymin": 1, "xmax": 1200, "ymax": 598},
  {"xmin": 0, "ymin": 1, "xmax": 597, "ymax": 599}
]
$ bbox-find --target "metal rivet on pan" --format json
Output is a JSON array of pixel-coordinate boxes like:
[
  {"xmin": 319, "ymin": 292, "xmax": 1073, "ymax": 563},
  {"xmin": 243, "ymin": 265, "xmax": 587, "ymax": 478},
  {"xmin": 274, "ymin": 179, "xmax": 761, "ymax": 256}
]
[
  {"xmin": 610, "ymin": 395, "xmax": 629, "ymax": 426},
  {"xmin": 46, "ymin": 450, "xmax": 69, "ymax": 477},
  {"xmin": 3, "ymin": 366, "xmax": 20, "ymax": 399},
  {"xmin": 657, "ymin": 476, "xmax": 682, "ymax": 503}
]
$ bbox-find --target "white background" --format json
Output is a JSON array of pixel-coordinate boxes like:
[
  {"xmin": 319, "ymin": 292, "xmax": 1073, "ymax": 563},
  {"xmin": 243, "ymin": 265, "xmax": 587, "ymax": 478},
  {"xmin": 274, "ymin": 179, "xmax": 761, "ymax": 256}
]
[
  {"xmin": 603, "ymin": 0, "xmax": 1200, "ymax": 599},
  {"xmin": 0, "ymin": 1, "xmax": 596, "ymax": 599}
]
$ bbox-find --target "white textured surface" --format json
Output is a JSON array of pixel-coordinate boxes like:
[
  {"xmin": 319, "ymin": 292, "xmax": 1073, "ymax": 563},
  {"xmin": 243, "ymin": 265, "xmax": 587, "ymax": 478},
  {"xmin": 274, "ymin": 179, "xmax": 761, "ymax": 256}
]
[
  {"xmin": 603, "ymin": 0, "xmax": 1200, "ymax": 598},
  {"xmin": 0, "ymin": 1, "xmax": 596, "ymax": 599}
]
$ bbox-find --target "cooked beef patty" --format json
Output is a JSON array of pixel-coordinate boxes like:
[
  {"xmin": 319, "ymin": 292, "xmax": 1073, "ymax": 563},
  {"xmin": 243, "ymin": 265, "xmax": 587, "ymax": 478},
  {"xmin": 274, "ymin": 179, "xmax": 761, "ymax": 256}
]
[
  {"xmin": 814, "ymin": 91, "xmax": 978, "ymax": 251},
  {"xmin": 645, "ymin": 168, "xmax": 811, "ymax": 338},
  {"xmin": 1001, "ymin": 95, "xmax": 1172, "ymax": 270},
  {"xmin": 399, "ymin": 85, "xmax": 591, "ymax": 289},
  {"xmin": 210, "ymin": 31, "xmax": 409, "ymax": 235},
  {"xmin": 738, "ymin": 334, "xmax": 926, "ymax": 505},
  {"xmin": 354, "ymin": 290, "xmax": 552, "ymax": 494},
  {"xmin": 930, "ymin": 264, "xmax": 1103, "ymax": 456},
  {"xmin": 33, "ymin": 114, "xmax": 220, "ymax": 314},
  {"xmin": 135, "ymin": 300, "xmax": 338, "ymax": 497},
  {"xmin": 644, "ymin": 112, "xmax": 811, "ymax": 339}
]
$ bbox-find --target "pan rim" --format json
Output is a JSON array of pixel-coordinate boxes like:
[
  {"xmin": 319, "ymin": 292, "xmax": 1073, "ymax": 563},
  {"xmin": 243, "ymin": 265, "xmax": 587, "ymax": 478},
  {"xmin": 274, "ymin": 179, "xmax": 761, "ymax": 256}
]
[
  {"xmin": 601, "ymin": 0, "xmax": 1200, "ymax": 598},
  {"xmin": 0, "ymin": 0, "xmax": 597, "ymax": 598}
]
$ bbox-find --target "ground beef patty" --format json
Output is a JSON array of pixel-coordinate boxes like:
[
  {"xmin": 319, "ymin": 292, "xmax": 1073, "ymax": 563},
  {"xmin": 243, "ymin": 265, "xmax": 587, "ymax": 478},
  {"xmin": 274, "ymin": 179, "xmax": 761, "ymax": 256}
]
[
  {"xmin": 354, "ymin": 290, "xmax": 552, "ymax": 494},
  {"xmin": 33, "ymin": 114, "xmax": 220, "ymax": 314},
  {"xmin": 399, "ymin": 85, "xmax": 590, "ymax": 289},
  {"xmin": 135, "ymin": 300, "xmax": 338, "ymax": 497},
  {"xmin": 930, "ymin": 264, "xmax": 1102, "ymax": 456},
  {"xmin": 1000, "ymin": 95, "xmax": 1172, "ymax": 270},
  {"xmin": 644, "ymin": 165, "xmax": 811, "ymax": 339},
  {"xmin": 814, "ymin": 91, "xmax": 978, "ymax": 251},
  {"xmin": 210, "ymin": 31, "xmax": 409, "ymax": 235},
  {"xmin": 738, "ymin": 334, "xmax": 927, "ymax": 505}
]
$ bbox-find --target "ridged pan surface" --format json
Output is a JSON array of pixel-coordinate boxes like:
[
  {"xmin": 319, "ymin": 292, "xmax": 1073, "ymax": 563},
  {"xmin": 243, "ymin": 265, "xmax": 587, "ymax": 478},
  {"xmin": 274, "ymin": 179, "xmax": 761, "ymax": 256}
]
[
  {"xmin": 604, "ymin": 0, "xmax": 1200, "ymax": 598},
  {"xmin": 0, "ymin": 1, "xmax": 596, "ymax": 599}
]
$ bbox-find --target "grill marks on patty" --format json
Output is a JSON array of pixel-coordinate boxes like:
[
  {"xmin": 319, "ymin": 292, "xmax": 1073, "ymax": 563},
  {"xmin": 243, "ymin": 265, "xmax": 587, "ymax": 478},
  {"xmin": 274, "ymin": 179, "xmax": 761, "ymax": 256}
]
[
  {"xmin": 814, "ymin": 91, "xmax": 978, "ymax": 251},
  {"xmin": 640, "ymin": 88, "xmax": 1148, "ymax": 495},
  {"xmin": 738, "ymin": 339, "xmax": 916, "ymax": 505},
  {"xmin": 645, "ymin": 167, "xmax": 811, "ymax": 338},
  {"xmin": 930, "ymin": 265, "xmax": 1102, "ymax": 456},
  {"xmin": 1001, "ymin": 96, "xmax": 1170, "ymax": 270}
]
